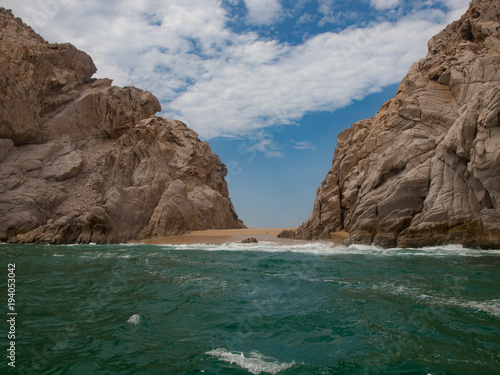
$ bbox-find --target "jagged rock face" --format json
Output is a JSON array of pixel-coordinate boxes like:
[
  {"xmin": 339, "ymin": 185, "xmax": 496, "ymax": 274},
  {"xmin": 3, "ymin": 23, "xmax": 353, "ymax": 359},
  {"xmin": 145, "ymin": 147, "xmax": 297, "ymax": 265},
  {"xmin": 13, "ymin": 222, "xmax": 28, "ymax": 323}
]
[
  {"xmin": 293, "ymin": 0, "xmax": 500, "ymax": 249},
  {"xmin": 0, "ymin": 8, "xmax": 243, "ymax": 244},
  {"xmin": 0, "ymin": 12, "xmax": 96, "ymax": 145}
]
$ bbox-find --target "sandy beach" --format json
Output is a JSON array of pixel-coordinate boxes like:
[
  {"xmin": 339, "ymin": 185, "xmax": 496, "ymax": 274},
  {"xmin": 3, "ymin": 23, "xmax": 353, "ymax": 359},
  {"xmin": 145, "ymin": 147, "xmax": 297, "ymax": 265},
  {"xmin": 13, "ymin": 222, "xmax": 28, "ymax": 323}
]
[{"xmin": 130, "ymin": 228, "xmax": 349, "ymax": 246}]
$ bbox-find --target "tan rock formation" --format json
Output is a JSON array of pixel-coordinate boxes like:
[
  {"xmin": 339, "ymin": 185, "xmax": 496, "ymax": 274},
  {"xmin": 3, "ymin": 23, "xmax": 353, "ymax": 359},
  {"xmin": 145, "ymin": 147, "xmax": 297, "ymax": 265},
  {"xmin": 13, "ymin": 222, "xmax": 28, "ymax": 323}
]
[
  {"xmin": 0, "ymin": 8, "xmax": 243, "ymax": 244},
  {"xmin": 290, "ymin": 0, "xmax": 500, "ymax": 249}
]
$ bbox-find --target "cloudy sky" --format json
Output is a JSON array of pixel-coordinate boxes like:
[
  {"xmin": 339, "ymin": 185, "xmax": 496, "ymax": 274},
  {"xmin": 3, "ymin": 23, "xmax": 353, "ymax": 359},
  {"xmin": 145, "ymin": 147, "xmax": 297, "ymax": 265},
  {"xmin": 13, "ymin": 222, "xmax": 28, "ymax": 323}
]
[{"xmin": 2, "ymin": 0, "xmax": 470, "ymax": 227}]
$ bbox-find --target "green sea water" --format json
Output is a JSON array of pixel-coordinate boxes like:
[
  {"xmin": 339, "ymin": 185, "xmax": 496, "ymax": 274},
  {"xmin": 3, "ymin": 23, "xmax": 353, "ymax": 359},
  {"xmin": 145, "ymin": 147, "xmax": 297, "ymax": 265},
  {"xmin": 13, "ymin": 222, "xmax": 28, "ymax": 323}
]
[{"xmin": 1, "ymin": 242, "xmax": 499, "ymax": 375}]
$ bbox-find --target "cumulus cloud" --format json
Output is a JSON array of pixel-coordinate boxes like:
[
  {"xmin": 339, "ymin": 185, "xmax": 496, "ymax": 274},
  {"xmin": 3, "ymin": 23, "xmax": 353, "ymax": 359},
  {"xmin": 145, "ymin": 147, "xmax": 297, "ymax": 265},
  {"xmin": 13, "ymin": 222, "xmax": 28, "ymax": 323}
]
[
  {"xmin": 2, "ymin": 0, "xmax": 470, "ymax": 149},
  {"xmin": 168, "ymin": 17, "xmax": 444, "ymax": 139}
]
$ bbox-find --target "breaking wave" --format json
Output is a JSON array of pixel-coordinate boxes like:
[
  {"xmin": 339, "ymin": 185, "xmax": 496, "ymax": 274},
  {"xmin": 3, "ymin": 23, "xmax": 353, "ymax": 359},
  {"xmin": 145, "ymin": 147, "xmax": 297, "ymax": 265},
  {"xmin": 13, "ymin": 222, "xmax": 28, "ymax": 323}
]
[
  {"xmin": 206, "ymin": 349, "xmax": 296, "ymax": 374},
  {"xmin": 158, "ymin": 242, "xmax": 500, "ymax": 257}
]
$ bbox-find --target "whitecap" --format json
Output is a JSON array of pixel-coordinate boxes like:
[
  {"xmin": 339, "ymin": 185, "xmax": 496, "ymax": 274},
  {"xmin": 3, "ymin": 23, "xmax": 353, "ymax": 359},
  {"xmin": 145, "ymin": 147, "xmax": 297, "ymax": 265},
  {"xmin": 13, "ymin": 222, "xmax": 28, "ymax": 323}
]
[
  {"xmin": 461, "ymin": 299, "xmax": 500, "ymax": 318},
  {"xmin": 439, "ymin": 298, "xmax": 500, "ymax": 318},
  {"xmin": 120, "ymin": 242, "xmax": 149, "ymax": 246},
  {"xmin": 413, "ymin": 295, "xmax": 500, "ymax": 318},
  {"xmin": 372, "ymin": 282, "xmax": 500, "ymax": 318},
  {"xmin": 163, "ymin": 241, "xmax": 342, "ymax": 255},
  {"xmin": 127, "ymin": 314, "xmax": 141, "ymax": 325},
  {"xmin": 147, "ymin": 241, "xmax": 500, "ymax": 258},
  {"xmin": 206, "ymin": 348, "xmax": 295, "ymax": 374},
  {"xmin": 372, "ymin": 282, "xmax": 419, "ymax": 296}
]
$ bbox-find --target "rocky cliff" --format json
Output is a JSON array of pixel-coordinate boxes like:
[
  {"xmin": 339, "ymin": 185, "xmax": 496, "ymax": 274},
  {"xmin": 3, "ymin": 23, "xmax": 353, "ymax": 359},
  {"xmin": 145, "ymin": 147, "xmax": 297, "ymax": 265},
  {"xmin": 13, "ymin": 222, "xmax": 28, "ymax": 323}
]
[
  {"xmin": 0, "ymin": 8, "xmax": 243, "ymax": 244},
  {"xmin": 289, "ymin": 0, "xmax": 500, "ymax": 249}
]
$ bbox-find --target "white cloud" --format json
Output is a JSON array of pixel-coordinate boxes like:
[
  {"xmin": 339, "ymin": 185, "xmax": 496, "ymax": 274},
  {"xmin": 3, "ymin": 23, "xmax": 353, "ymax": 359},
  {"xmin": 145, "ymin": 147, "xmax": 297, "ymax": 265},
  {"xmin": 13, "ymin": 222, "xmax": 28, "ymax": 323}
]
[
  {"xmin": 291, "ymin": 141, "xmax": 316, "ymax": 151},
  {"xmin": 1, "ymin": 0, "xmax": 469, "ymax": 147},
  {"xmin": 251, "ymin": 131, "xmax": 284, "ymax": 157},
  {"xmin": 440, "ymin": 0, "xmax": 470, "ymax": 22},
  {"xmin": 296, "ymin": 13, "xmax": 316, "ymax": 25},
  {"xmin": 243, "ymin": 0, "xmax": 283, "ymax": 25},
  {"xmin": 317, "ymin": 0, "xmax": 338, "ymax": 26},
  {"xmin": 370, "ymin": 0, "xmax": 401, "ymax": 10},
  {"xmin": 167, "ymin": 17, "xmax": 444, "ymax": 139}
]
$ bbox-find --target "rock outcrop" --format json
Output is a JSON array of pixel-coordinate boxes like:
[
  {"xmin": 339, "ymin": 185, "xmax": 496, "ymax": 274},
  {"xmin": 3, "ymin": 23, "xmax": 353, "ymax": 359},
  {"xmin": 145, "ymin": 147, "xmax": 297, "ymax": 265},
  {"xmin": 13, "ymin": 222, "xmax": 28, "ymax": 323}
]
[
  {"xmin": 289, "ymin": 0, "xmax": 500, "ymax": 249},
  {"xmin": 0, "ymin": 8, "xmax": 243, "ymax": 244}
]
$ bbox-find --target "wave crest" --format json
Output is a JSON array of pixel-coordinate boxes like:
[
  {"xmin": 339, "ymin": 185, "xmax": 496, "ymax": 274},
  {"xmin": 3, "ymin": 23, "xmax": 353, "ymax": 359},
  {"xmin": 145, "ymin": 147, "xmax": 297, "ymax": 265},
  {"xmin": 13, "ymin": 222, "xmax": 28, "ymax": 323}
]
[{"xmin": 206, "ymin": 349, "xmax": 295, "ymax": 374}]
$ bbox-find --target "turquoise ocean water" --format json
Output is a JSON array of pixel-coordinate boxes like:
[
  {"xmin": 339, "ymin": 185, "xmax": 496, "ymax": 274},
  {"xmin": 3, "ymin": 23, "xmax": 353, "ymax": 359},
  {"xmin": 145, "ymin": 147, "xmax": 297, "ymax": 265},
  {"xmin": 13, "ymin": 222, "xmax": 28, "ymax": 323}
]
[{"xmin": 1, "ymin": 242, "xmax": 499, "ymax": 374}]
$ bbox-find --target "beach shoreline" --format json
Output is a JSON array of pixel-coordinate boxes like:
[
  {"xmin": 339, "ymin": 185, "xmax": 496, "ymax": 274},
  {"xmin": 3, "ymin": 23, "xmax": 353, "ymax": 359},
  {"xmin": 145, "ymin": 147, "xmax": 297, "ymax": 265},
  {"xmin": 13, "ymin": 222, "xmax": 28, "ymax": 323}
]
[{"xmin": 129, "ymin": 228, "xmax": 349, "ymax": 246}]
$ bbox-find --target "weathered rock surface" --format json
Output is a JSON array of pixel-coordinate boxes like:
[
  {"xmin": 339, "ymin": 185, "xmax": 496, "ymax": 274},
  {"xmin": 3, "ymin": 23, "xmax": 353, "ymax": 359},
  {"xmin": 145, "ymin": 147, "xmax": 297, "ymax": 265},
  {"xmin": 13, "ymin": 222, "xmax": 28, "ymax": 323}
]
[
  {"xmin": 0, "ymin": 8, "xmax": 243, "ymax": 244},
  {"xmin": 289, "ymin": 0, "xmax": 500, "ymax": 249}
]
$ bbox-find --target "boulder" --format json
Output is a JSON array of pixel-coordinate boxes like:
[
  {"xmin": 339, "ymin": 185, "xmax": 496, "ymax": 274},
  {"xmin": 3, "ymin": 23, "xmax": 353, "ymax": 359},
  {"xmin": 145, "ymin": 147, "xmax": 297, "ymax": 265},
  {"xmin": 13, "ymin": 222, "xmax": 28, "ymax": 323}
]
[{"xmin": 242, "ymin": 237, "xmax": 258, "ymax": 243}]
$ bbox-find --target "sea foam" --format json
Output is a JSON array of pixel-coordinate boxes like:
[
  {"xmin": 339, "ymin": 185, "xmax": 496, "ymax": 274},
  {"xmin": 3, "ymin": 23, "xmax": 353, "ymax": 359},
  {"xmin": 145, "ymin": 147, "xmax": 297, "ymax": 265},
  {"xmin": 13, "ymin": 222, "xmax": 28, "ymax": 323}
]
[
  {"xmin": 162, "ymin": 242, "xmax": 499, "ymax": 258},
  {"xmin": 206, "ymin": 349, "xmax": 295, "ymax": 374},
  {"xmin": 127, "ymin": 314, "xmax": 141, "ymax": 325}
]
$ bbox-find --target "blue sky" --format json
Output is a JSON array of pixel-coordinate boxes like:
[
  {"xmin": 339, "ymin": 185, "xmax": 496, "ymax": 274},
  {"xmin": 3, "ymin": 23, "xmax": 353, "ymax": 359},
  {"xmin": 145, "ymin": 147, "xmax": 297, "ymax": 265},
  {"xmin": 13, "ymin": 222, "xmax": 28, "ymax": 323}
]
[{"xmin": 2, "ymin": 0, "xmax": 469, "ymax": 228}]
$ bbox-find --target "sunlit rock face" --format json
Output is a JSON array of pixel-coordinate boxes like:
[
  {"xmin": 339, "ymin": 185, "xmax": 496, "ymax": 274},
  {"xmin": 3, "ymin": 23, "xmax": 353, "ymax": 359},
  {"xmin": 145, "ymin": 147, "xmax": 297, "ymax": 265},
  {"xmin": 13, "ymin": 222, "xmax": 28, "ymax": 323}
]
[
  {"xmin": 0, "ymin": 8, "xmax": 243, "ymax": 244},
  {"xmin": 291, "ymin": 0, "xmax": 500, "ymax": 249}
]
